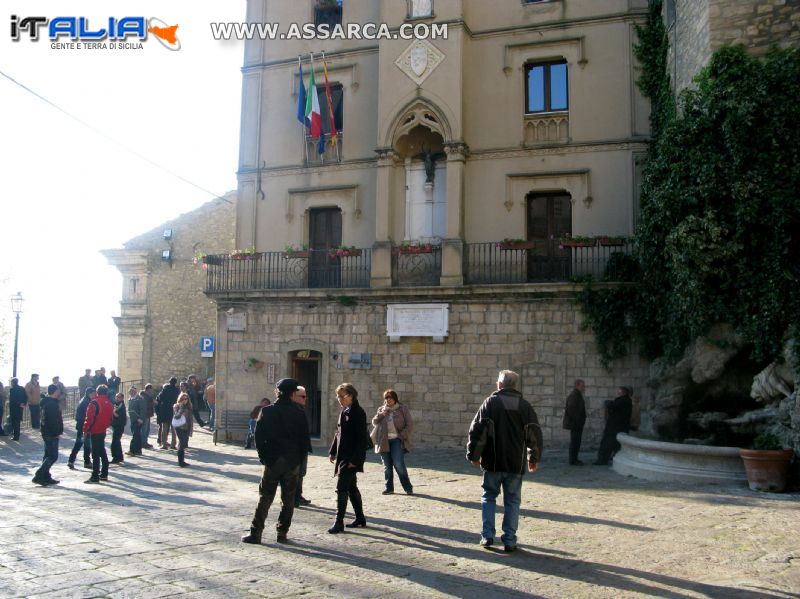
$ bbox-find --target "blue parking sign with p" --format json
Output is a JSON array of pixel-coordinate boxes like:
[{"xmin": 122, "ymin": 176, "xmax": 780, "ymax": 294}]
[{"xmin": 200, "ymin": 336, "xmax": 215, "ymax": 357}]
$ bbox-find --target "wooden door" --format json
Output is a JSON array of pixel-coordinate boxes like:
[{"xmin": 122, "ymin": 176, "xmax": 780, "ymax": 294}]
[
  {"xmin": 526, "ymin": 193, "xmax": 572, "ymax": 280},
  {"xmin": 308, "ymin": 208, "xmax": 342, "ymax": 288}
]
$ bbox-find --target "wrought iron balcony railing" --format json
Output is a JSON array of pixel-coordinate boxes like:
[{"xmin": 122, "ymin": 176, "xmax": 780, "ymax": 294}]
[
  {"xmin": 464, "ymin": 239, "xmax": 634, "ymax": 285},
  {"xmin": 204, "ymin": 249, "xmax": 371, "ymax": 292},
  {"xmin": 391, "ymin": 244, "xmax": 442, "ymax": 287}
]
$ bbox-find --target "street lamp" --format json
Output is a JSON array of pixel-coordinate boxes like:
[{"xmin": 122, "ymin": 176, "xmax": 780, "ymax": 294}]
[{"xmin": 10, "ymin": 292, "xmax": 23, "ymax": 378}]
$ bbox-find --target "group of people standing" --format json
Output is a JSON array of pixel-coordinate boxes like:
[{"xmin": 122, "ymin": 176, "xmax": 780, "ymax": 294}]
[
  {"xmin": 562, "ymin": 379, "xmax": 637, "ymax": 466},
  {"xmin": 242, "ymin": 372, "xmax": 541, "ymax": 553},
  {"xmin": 0, "ymin": 373, "xmax": 69, "ymax": 439},
  {"xmin": 22, "ymin": 372, "xmax": 217, "ymax": 485}
]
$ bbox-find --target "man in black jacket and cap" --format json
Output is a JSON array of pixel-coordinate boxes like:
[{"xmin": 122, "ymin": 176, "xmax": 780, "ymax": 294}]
[
  {"xmin": 32, "ymin": 384, "xmax": 64, "ymax": 485},
  {"xmin": 242, "ymin": 378, "xmax": 310, "ymax": 545},
  {"xmin": 466, "ymin": 370, "xmax": 542, "ymax": 553}
]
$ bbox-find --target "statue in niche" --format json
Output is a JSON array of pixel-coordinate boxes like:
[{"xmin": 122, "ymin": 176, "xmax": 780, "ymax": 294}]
[
  {"xmin": 414, "ymin": 144, "xmax": 445, "ymax": 184},
  {"xmin": 411, "ymin": 0, "xmax": 432, "ymax": 17}
]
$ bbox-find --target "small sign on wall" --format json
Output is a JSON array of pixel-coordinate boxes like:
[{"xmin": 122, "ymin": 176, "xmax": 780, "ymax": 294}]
[
  {"xmin": 348, "ymin": 353, "xmax": 372, "ymax": 369},
  {"xmin": 227, "ymin": 312, "xmax": 246, "ymax": 331}
]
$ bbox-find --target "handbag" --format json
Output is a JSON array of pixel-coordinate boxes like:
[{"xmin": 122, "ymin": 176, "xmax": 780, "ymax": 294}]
[
  {"xmin": 171, "ymin": 414, "xmax": 186, "ymax": 428},
  {"xmin": 369, "ymin": 421, "xmax": 384, "ymax": 452}
]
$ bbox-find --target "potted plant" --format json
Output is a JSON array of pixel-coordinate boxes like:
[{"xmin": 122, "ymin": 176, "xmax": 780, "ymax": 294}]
[
  {"xmin": 283, "ymin": 244, "xmax": 310, "ymax": 258},
  {"xmin": 328, "ymin": 245, "xmax": 362, "ymax": 258},
  {"xmin": 559, "ymin": 235, "xmax": 595, "ymax": 249},
  {"xmin": 230, "ymin": 246, "xmax": 260, "ymax": 260},
  {"xmin": 740, "ymin": 433, "xmax": 794, "ymax": 492},
  {"xmin": 598, "ymin": 235, "xmax": 626, "ymax": 247},
  {"xmin": 395, "ymin": 241, "xmax": 437, "ymax": 254},
  {"xmin": 245, "ymin": 357, "xmax": 265, "ymax": 372},
  {"xmin": 496, "ymin": 238, "xmax": 536, "ymax": 250}
]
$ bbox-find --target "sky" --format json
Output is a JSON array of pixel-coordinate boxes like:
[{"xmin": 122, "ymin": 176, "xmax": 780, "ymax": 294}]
[{"xmin": 0, "ymin": 1, "xmax": 246, "ymax": 387}]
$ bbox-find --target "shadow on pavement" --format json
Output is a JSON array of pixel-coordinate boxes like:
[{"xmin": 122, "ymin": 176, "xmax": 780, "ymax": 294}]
[
  {"xmin": 277, "ymin": 527, "xmax": 792, "ymax": 599},
  {"xmin": 411, "ymin": 493, "xmax": 655, "ymax": 532}
]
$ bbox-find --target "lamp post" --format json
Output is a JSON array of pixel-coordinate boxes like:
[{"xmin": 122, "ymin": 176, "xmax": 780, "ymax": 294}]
[{"xmin": 10, "ymin": 292, "xmax": 23, "ymax": 378}]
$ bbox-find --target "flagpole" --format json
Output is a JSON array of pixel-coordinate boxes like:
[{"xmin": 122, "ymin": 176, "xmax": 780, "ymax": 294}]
[
  {"xmin": 299, "ymin": 55, "xmax": 308, "ymax": 165},
  {"xmin": 322, "ymin": 51, "xmax": 341, "ymax": 163}
]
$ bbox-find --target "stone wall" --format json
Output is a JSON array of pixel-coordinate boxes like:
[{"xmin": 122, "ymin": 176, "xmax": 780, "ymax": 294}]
[
  {"xmin": 212, "ymin": 286, "xmax": 651, "ymax": 450},
  {"xmin": 667, "ymin": 0, "xmax": 711, "ymax": 93},
  {"xmin": 708, "ymin": 0, "xmax": 800, "ymax": 55},
  {"xmin": 668, "ymin": 0, "xmax": 800, "ymax": 93},
  {"xmin": 105, "ymin": 193, "xmax": 236, "ymax": 386}
]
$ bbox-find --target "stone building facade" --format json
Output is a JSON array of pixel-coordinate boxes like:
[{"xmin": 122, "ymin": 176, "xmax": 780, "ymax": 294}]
[
  {"xmin": 666, "ymin": 0, "xmax": 800, "ymax": 92},
  {"xmin": 206, "ymin": 0, "xmax": 654, "ymax": 449},
  {"xmin": 103, "ymin": 193, "xmax": 236, "ymax": 386},
  {"xmin": 215, "ymin": 287, "xmax": 650, "ymax": 449}
]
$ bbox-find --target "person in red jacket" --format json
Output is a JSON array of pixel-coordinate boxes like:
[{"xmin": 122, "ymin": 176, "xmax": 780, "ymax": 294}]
[{"xmin": 83, "ymin": 384, "xmax": 114, "ymax": 484}]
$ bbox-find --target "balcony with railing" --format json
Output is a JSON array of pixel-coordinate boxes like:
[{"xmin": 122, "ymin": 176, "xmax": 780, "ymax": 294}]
[
  {"xmin": 391, "ymin": 243, "xmax": 442, "ymax": 288},
  {"xmin": 204, "ymin": 249, "xmax": 371, "ymax": 292},
  {"xmin": 464, "ymin": 238, "xmax": 633, "ymax": 285},
  {"xmin": 203, "ymin": 239, "xmax": 632, "ymax": 294}
]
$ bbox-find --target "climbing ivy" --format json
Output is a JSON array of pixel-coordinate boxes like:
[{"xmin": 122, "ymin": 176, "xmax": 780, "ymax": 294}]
[{"xmin": 578, "ymin": 0, "xmax": 800, "ymax": 368}]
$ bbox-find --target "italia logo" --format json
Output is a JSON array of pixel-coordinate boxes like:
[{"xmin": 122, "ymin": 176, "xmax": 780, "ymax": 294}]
[{"xmin": 10, "ymin": 15, "xmax": 180, "ymax": 50}]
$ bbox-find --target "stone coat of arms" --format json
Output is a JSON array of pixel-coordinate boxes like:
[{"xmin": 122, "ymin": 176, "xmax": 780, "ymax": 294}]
[{"xmin": 395, "ymin": 40, "xmax": 445, "ymax": 85}]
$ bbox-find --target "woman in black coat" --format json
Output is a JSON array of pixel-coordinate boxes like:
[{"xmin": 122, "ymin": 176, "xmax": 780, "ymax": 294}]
[
  {"xmin": 595, "ymin": 386, "xmax": 633, "ymax": 465},
  {"xmin": 328, "ymin": 383, "xmax": 368, "ymax": 533}
]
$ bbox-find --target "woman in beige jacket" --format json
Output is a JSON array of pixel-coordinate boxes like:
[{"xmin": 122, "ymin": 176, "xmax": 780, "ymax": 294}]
[{"xmin": 371, "ymin": 389, "xmax": 414, "ymax": 495}]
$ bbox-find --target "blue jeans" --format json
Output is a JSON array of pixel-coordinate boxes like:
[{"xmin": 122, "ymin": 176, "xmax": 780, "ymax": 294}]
[
  {"xmin": 481, "ymin": 471, "xmax": 523, "ymax": 546},
  {"xmin": 29, "ymin": 404, "xmax": 41, "ymax": 429},
  {"xmin": 381, "ymin": 438, "xmax": 413, "ymax": 493},
  {"xmin": 208, "ymin": 404, "xmax": 216, "ymax": 430},
  {"xmin": 34, "ymin": 436, "xmax": 60, "ymax": 481},
  {"xmin": 140, "ymin": 417, "xmax": 151, "ymax": 446}
]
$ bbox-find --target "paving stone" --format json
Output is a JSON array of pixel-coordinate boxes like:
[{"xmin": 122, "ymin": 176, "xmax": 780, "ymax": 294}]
[{"xmin": 1, "ymin": 424, "xmax": 798, "ymax": 597}]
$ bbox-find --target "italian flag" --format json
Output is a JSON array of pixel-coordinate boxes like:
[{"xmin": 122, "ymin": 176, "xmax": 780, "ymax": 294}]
[{"xmin": 304, "ymin": 63, "xmax": 322, "ymax": 139}]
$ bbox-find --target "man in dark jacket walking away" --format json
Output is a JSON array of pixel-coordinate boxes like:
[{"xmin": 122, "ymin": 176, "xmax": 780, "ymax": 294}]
[
  {"xmin": 32, "ymin": 384, "xmax": 64, "ymax": 485},
  {"xmin": 8, "ymin": 378, "xmax": 27, "ymax": 441},
  {"xmin": 83, "ymin": 385, "xmax": 114, "ymax": 483},
  {"xmin": 466, "ymin": 370, "xmax": 542, "ymax": 553},
  {"xmin": 242, "ymin": 378, "xmax": 310, "ymax": 545},
  {"xmin": 563, "ymin": 379, "xmax": 587, "ymax": 465},
  {"xmin": 155, "ymin": 378, "xmax": 179, "ymax": 449}
]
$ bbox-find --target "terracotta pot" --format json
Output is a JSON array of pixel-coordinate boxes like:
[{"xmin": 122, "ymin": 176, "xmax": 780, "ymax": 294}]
[{"xmin": 739, "ymin": 448, "xmax": 794, "ymax": 492}]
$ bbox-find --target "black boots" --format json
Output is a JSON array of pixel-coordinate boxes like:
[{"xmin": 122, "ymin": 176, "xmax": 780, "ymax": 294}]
[
  {"xmin": 346, "ymin": 491, "xmax": 366, "ymax": 528},
  {"xmin": 328, "ymin": 498, "xmax": 348, "ymax": 534},
  {"xmin": 241, "ymin": 528, "xmax": 262, "ymax": 544}
]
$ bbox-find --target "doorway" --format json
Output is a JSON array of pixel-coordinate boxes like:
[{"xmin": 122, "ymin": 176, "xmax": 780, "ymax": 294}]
[
  {"xmin": 291, "ymin": 350, "xmax": 322, "ymax": 437},
  {"xmin": 526, "ymin": 192, "xmax": 572, "ymax": 280},
  {"xmin": 308, "ymin": 207, "xmax": 342, "ymax": 288}
]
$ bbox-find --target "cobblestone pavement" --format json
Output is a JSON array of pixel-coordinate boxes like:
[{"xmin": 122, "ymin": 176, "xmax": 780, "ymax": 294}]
[{"xmin": 1, "ymin": 424, "xmax": 799, "ymax": 599}]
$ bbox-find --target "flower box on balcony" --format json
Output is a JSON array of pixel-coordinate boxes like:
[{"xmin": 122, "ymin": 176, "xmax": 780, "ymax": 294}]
[
  {"xmin": 598, "ymin": 236, "xmax": 625, "ymax": 247},
  {"xmin": 230, "ymin": 253, "xmax": 262, "ymax": 260},
  {"xmin": 396, "ymin": 243, "xmax": 437, "ymax": 255},
  {"xmin": 560, "ymin": 241, "xmax": 589, "ymax": 248},
  {"xmin": 497, "ymin": 240, "xmax": 536, "ymax": 250},
  {"xmin": 329, "ymin": 249, "xmax": 362, "ymax": 258},
  {"xmin": 283, "ymin": 250, "xmax": 310, "ymax": 259}
]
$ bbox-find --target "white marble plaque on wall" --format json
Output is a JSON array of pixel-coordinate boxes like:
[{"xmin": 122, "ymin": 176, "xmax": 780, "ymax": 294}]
[
  {"xmin": 227, "ymin": 312, "xmax": 247, "ymax": 331},
  {"xmin": 387, "ymin": 304, "xmax": 448, "ymax": 342}
]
